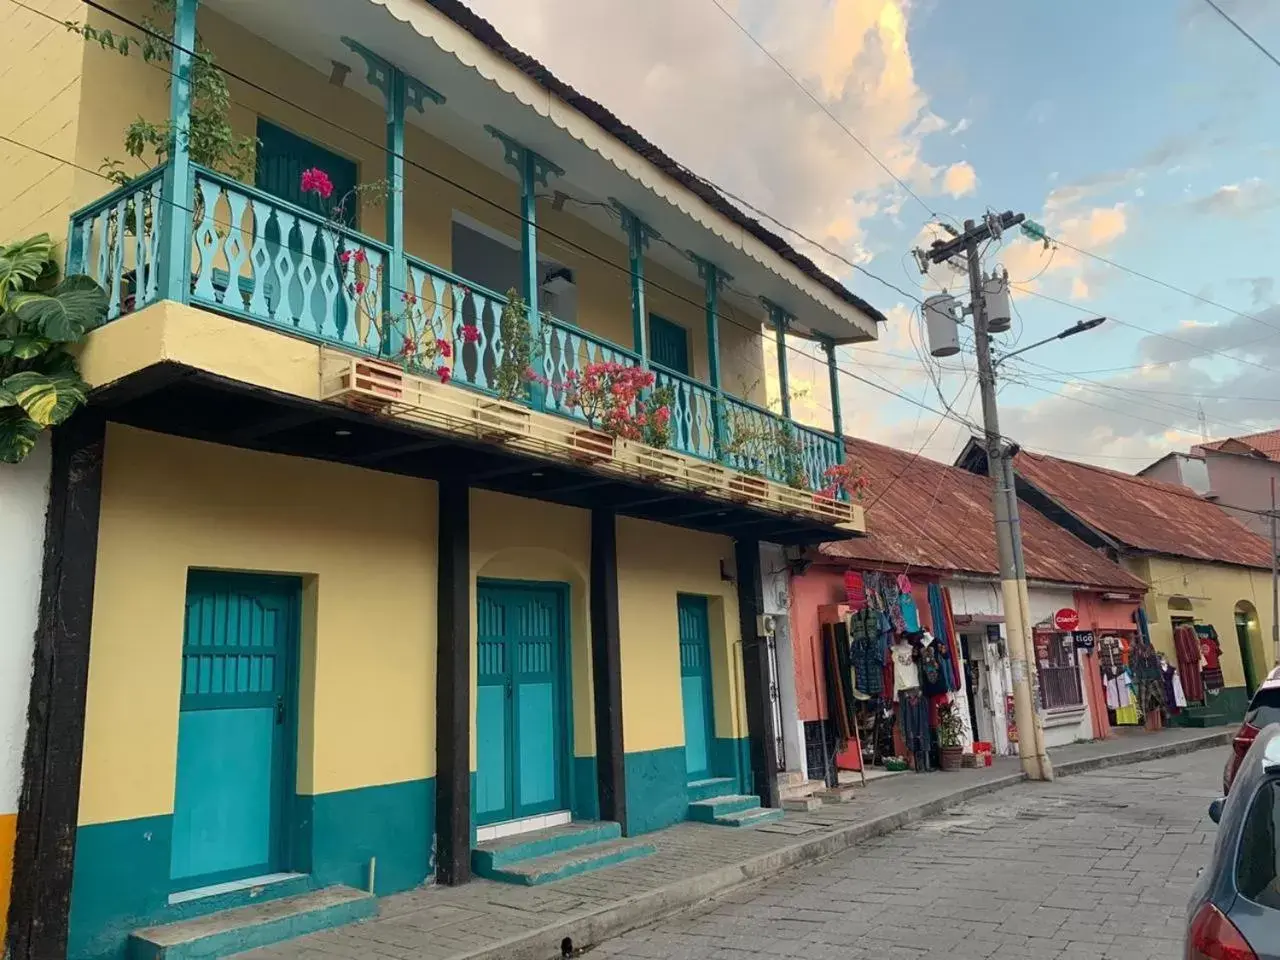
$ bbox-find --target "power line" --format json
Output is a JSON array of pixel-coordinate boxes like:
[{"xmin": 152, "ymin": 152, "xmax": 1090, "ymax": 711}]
[{"xmin": 1201, "ymin": 0, "xmax": 1280, "ymax": 70}]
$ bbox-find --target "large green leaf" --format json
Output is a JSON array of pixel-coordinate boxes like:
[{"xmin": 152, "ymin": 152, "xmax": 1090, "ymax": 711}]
[
  {"xmin": 0, "ymin": 409, "xmax": 41, "ymax": 464},
  {"xmin": 0, "ymin": 234, "xmax": 56, "ymax": 302},
  {"xmin": 46, "ymin": 374, "xmax": 88, "ymax": 425},
  {"xmin": 1, "ymin": 370, "xmax": 75, "ymax": 426},
  {"xmin": 10, "ymin": 335, "xmax": 50, "ymax": 359},
  {"xmin": 11, "ymin": 275, "xmax": 108, "ymax": 341}
]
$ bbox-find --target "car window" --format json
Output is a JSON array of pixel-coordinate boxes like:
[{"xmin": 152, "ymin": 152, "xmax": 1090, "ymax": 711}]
[
  {"xmin": 1245, "ymin": 687, "xmax": 1280, "ymax": 728},
  {"xmin": 1236, "ymin": 778, "xmax": 1280, "ymax": 908}
]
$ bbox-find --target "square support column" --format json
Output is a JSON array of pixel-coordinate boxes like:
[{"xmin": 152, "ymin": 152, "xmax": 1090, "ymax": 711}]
[
  {"xmin": 614, "ymin": 203, "xmax": 659, "ymax": 367},
  {"xmin": 156, "ymin": 0, "xmax": 198, "ymax": 301},
  {"xmin": 435, "ymin": 479, "xmax": 471, "ymax": 885},
  {"xmin": 733, "ymin": 538, "xmax": 778, "ymax": 807},
  {"xmin": 763, "ymin": 299, "xmax": 793, "ymax": 420},
  {"xmin": 693, "ymin": 255, "xmax": 731, "ymax": 456},
  {"xmin": 590, "ymin": 509, "xmax": 627, "ymax": 832},
  {"xmin": 8, "ymin": 412, "xmax": 106, "ymax": 960},
  {"xmin": 820, "ymin": 336, "xmax": 846, "ymax": 465}
]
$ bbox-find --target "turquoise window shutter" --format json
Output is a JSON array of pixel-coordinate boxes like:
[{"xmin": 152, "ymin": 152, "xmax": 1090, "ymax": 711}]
[
  {"xmin": 255, "ymin": 120, "xmax": 359, "ymax": 226},
  {"xmin": 649, "ymin": 314, "xmax": 689, "ymax": 375}
]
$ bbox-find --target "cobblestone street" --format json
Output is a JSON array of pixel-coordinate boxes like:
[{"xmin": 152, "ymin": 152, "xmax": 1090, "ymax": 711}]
[{"xmin": 589, "ymin": 750, "xmax": 1222, "ymax": 960}]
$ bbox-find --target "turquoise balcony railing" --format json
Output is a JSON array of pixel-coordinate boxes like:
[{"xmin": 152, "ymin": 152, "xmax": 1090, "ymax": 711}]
[{"xmin": 67, "ymin": 161, "xmax": 844, "ymax": 493}]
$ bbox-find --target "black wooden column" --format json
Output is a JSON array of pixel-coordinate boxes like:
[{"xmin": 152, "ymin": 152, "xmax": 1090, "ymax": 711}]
[
  {"xmin": 733, "ymin": 538, "xmax": 778, "ymax": 808},
  {"xmin": 8, "ymin": 413, "xmax": 106, "ymax": 960},
  {"xmin": 434, "ymin": 479, "xmax": 471, "ymax": 884},
  {"xmin": 589, "ymin": 509, "xmax": 627, "ymax": 832}
]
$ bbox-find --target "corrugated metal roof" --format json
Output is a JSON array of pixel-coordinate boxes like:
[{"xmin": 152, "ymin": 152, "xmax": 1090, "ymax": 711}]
[
  {"xmin": 819, "ymin": 438, "xmax": 1147, "ymax": 590},
  {"xmin": 1012, "ymin": 449, "xmax": 1274, "ymax": 569},
  {"xmin": 424, "ymin": 0, "xmax": 888, "ymax": 326},
  {"xmin": 1196, "ymin": 428, "xmax": 1280, "ymax": 462}
]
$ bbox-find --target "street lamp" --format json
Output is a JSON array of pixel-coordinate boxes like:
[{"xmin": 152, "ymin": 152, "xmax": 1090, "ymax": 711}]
[{"xmin": 994, "ymin": 317, "xmax": 1106, "ymax": 369}]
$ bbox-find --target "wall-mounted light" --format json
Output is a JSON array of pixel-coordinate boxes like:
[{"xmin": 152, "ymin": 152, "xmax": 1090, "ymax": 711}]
[{"xmin": 329, "ymin": 60, "xmax": 351, "ymax": 88}]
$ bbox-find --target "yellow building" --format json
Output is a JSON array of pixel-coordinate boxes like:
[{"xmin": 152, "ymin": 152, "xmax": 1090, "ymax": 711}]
[{"xmin": 0, "ymin": 1, "xmax": 881, "ymax": 958}]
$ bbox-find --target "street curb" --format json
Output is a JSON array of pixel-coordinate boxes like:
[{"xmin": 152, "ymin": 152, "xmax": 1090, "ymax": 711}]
[{"xmin": 451, "ymin": 730, "xmax": 1232, "ymax": 960}]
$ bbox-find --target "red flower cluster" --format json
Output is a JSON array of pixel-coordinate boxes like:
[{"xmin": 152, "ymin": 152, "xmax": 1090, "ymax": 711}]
[
  {"xmin": 436, "ymin": 338, "xmax": 452, "ymax": 359},
  {"xmin": 563, "ymin": 362, "xmax": 668, "ymax": 442},
  {"xmin": 460, "ymin": 324, "xmax": 480, "ymax": 344},
  {"xmin": 437, "ymin": 365, "xmax": 452, "ymax": 384},
  {"xmin": 338, "ymin": 248, "xmax": 367, "ymax": 267},
  {"xmin": 300, "ymin": 167, "xmax": 334, "ymax": 200},
  {"xmin": 819, "ymin": 462, "xmax": 869, "ymax": 501}
]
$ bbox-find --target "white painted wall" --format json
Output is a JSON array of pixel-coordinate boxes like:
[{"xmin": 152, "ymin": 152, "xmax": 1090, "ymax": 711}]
[
  {"xmin": 947, "ymin": 579, "xmax": 1013, "ymax": 756},
  {"xmin": 760, "ymin": 544, "xmax": 806, "ymax": 779},
  {"xmin": 1026, "ymin": 585, "xmax": 1093, "ymax": 747},
  {"xmin": 0, "ymin": 439, "xmax": 50, "ymax": 818}
]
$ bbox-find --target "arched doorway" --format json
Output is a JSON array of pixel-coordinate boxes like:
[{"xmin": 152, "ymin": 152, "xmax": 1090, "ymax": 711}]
[{"xmin": 1233, "ymin": 601, "xmax": 1263, "ymax": 696}]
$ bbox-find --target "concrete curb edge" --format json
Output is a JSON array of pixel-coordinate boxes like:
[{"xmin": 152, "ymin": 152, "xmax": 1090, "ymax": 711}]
[{"xmin": 453, "ymin": 730, "xmax": 1232, "ymax": 960}]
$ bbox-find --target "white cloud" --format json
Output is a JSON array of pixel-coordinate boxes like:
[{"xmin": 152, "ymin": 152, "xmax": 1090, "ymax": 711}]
[
  {"xmin": 950, "ymin": 117, "xmax": 970, "ymax": 135},
  {"xmin": 1189, "ymin": 177, "xmax": 1276, "ymax": 218},
  {"xmin": 941, "ymin": 161, "xmax": 978, "ymax": 198}
]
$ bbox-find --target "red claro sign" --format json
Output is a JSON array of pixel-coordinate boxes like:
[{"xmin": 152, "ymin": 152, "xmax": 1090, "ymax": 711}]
[{"xmin": 1053, "ymin": 608, "xmax": 1080, "ymax": 631}]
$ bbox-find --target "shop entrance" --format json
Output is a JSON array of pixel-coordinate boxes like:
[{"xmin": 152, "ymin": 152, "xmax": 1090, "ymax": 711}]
[
  {"xmin": 1234, "ymin": 604, "xmax": 1261, "ymax": 696},
  {"xmin": 170, "ymin": 571, "xmax": 300, "ymax": 892},
  {"xmin": 475, "ymin": 581, "xmax": 571, "ymax": 827},
  {"xmin": 678, "ymin": 594, "xmax": 715, "ymax": 781}
]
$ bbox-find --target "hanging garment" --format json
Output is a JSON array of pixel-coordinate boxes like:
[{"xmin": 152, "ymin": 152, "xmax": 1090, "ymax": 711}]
[
  {"xmin": 927, "ymin": 583, "xmax": 961, "ymax": 692},
  {"xmin": 844, "ymin": 571, "xmax": 867, "ymax": 611},
  {"xmin": 1114, "ymin": 702, "xmax": 1140, "ymax": 725},
  {"xmin": 822, "ymin": 622, "xmax": 858, "ymax": 741},
  {"xmin": 1098, "ymin": 635, "xmax": 1125, "ymax": 674},
  {"xmin": 898, "ymin": 593, "xmax": 922, "ymax": 633},
  {"xmin": 891, "ymin": 641, "xmax": 921, "ymax": 693},
  {"xmin": 1161, "ymin": 663, "xmax": 1179, "ymax": 715},
  {"xmin": 849, "ymin": 609, "xmax": 884, "ymax": 697},
  {"xmin": 897, "ymin": 573, "xmax": 913, "ymax": 594},
  {"xmin": 1197, "ymin": 629, "xmax": 1225, "ymax": 690},
  {"xmin": 1173, "ymin": 624, "xmax": 1205, "ymax": 703},
  {"xmin": 898, "ymin": 689, "xmax": 932, "ymax": 771},
  {"xmin": 918, "ymin": 635, "xmax": 949, "ymax": 697},
  {"xmin": 1105, "ymin": 676, "xmax": 1121, "ymax": 710},
  {"xmin": 1173, "ymin": 670, "xmax": 1187, "ymax": 708}
]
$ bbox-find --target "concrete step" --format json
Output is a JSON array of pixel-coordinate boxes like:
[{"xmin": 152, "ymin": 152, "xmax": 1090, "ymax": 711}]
[
  {"xmin": 1182, "ymin": 713, "xmax": 1225, "ymax": 728},
  {"xmin": 713, "ymin": 807, "xmax": 785, "ymax": 829},
  {"xmin": 687, "ymin": 777, "xmax": 738, "ymax": 803},
  {"xmin": 778, "ymin": 779, "xmax": 823, "ymax": 801},
  {"xmin": 472, "ymin": 821, "xmax": 620, "ymax": 873},
  {"xmin": 775, "ymin": 769, "xmax": 807, "ymax": 789},
  {"xmin": 781, "ymin": 795, "xmax": 823, "ymax": 812},
  {"xmin": 477, "ymin": 837, "xmax": 656, "ymax": 886},
  {"xmin": 130, "ymin": 886, "xmax": 375, "ymax": 959},
  {"xmin": 816, "ymin": 786, "xmax": 858, "ymax": 803},
  {"xmin": 688, "ymin": 794, "xmax": 761, "ymax": 823}
]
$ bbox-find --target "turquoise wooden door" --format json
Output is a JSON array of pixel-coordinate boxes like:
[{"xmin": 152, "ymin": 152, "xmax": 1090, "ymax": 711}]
[
  {"xmin": 678, "ymin": 595, "xmax": 715, "ymax": 781},
  {"xmin": 170, "ymin": 572, "xmax": 298, "ymax": 890},
  {"xmin": 475, "ymin": 583, "xmax": 569, "ymax": 826},
  {"xmin": 649, "ymin": 314, "xmax": 690, "ymax": 375}
]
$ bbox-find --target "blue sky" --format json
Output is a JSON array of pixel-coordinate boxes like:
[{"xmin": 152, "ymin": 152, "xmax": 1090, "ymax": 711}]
[{"xmin": 469, "ymin": 0, "xmax": 1280, "ymax": 469}]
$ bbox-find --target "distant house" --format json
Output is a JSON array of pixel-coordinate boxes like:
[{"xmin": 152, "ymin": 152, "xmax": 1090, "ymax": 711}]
[{"xmin": 1141, "ymin": 428, "xmax": 1280, "ymax": 541}]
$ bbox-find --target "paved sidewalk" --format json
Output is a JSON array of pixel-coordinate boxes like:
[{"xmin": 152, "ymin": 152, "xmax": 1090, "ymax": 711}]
[{"xmin": 242, "ymin": 726, "xmax": 1232, "ymax": 960}]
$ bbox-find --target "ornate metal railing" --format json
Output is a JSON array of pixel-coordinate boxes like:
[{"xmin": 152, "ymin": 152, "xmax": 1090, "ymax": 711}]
[
  {"xmin": 653, "ymin": 363, "xmax": 717, "ymax": 461},
  {"xmin": 405, "ymin": 255, "xmax": 507, "ymax": 391},
  {"xmin": 541, "ymin": 317, "xmax": 640, "ymax": 421}
]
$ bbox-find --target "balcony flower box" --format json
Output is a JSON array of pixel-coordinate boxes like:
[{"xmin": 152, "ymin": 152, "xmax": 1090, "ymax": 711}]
[
  {"xmin": 727, "ymin": 474, "xmax": 769, "ymax": 503},
  {"xmin": 620, "ymin": 440, "xmax": 684, "ymax": 483},
  {"xmin": 473, "ymin": 397, "xmax": 532, "ymax": 443},
  {"xmin": 344, "ymin": 359, "xmax": 404, "ymax": 413},
  {"xmin": 569, "ymin": 427, "xmax": 615, "ymax": 464}
]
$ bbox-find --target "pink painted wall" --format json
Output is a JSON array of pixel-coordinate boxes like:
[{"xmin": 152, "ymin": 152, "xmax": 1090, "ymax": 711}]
[{"xmin": 790, "ymin": 567, "xmax": 845, "ymax": 722}]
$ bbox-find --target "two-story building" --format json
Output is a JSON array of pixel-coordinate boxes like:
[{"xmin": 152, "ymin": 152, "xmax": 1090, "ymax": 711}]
[{"xmin": 0, "ymin": 1, "xmax": 883, "ymax": 958}]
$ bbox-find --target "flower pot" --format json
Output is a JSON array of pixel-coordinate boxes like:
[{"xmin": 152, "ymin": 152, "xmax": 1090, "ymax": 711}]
[
  {"xmin": 939, "ymin": 746, "xmax": 964, "ymax": 771},
  {"xmin": 569, "ymin": 427, "xmax": 615, "ymax": 463},
  {"xmin": 727, "ymin": 473, "xmax": 769, "ymax": 503},
  {"xmin": 473, "ymin": 398, "xmax": 532, "ymax": 443},
  {"xmin": 346, "ymin": 359, "xmax": 404, "ymax": 412}
]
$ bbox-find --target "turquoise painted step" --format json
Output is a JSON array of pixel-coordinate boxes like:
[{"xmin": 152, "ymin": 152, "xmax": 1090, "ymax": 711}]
[
  {"xmin": 686, "ymin": 777, "xmax": 737, "ymax": 803},
  {"xmin": 687, "ymin": 794, "xmax": 760, "ymax": 823},
  {"xmin": 477, "ymin": 838, "xmax": 656, "ymax": 886},
  {"xmin": 471, "ymin": 821, "xmax": 621, "ymax": 874},
  {"xmin": 129, "ymin": 885, "xmax": 375, "ymax": 959},
  {"xmin": 714, "ymin": 807, "xmax": 785, "ymax": 829}
]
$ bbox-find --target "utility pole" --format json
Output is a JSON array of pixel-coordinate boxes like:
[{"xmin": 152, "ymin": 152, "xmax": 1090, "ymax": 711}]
[{"xmin": 923, "ymin": 213, "xmax": 1050, "ymax": 782}]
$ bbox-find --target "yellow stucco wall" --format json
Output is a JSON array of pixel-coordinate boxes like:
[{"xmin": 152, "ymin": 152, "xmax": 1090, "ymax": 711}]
[
  {"xmin": 616, "ymin": 518, "xmax": 745, "ymax": 753},
  {"xmin": 68, "ymin": 0, "xmax": 769, "ymax": 407},
  {"xmin": 1127, "ymin": 555, "xmax": 1277, "ymax": 688},
  {"xmin": 0, "ymin": 0, "xmax": 87, "ymax": 244},
  {"xmin": 79, "ymin": 425, "xmax": 438, "ymax": 826}
]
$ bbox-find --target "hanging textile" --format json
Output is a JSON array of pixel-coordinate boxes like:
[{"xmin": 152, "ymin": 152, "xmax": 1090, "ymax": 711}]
[
  {"xmin": 918, "ymin": 635, "xmax": 950, "ymax": 697},
  {"xmin": 1130, "ymin": 623, "xmax": 1165, "ymax": 714},
  {"xmin": 1173, "ymin": 624, "xmax": 1205, "ymax": 702},
  {"xmin": 927, "ymin": 583, "xmax": 960, "ymax": 692},
  {"xmin": 844, "ymin": 571, "xmax": 867, "ymax": 611},
  {"xmin": 1196, "ymin": 625, "xmax": 1225, "ymax": 691},
  {"xmin": 848, "ymin": 609, "xmax": 884, "ymax": 697},
  {"xmin": 898, "ymin": 690, "xmax": 933, "ymax": 771},
  {"xmin": 822, "ymin": 621, "xmax": 858, "ymax": 741}
]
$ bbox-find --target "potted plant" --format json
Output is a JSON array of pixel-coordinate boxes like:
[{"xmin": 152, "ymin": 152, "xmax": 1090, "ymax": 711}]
[
  {"xmin": 937, "ymin": 702, "xmax": 965, "ymax": 771},
  {"xmin": 814, "ymin": 461, "xmax": 869, "ymax": 511},
  {"xmin": 721, "ymin": 408, "xmax": 776, "ymax": 501},
  {"xmin": 562, "ymin": 361, "xmax": 659, "ymax": 464},
  {"xmin": 470, "ymin": 290, "xmax": 542, "ymax": 441}
]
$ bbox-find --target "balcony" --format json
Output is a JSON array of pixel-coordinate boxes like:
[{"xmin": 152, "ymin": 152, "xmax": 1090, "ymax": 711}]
[{"xmin": 69, "ymin": 162, "xmax": 860, "ymax": 531}]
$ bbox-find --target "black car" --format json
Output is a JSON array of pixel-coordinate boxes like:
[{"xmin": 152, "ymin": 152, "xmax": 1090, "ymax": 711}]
[{"xmin": 1189, "ymin": 722, "xmax": 1280, "ymax": 960}]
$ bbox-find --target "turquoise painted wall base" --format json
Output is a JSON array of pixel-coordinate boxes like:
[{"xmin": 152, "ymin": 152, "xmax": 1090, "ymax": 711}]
[
  {"xmin": 623, "ymin": 747, "xmax": 687, "ymax": 835},
  {"xmin": 67, "ymin": 778, "xmax": 434, "ymax": 960},
  {"xmin": 711, "ymin": 737, "xmax": 752, "ymax": 795},
  {"xmin": 572, "ymin": 755, "xmax": 599, "ymax": 821}
]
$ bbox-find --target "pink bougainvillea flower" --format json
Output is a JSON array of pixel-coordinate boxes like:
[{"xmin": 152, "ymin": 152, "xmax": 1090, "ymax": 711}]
[
  {"xmin": 460, "ymin": 324, "xmax": 480, "ymax": 344},
  {"xmin": 354, "ymin": 249, "xmax": 366, "ymax": 263},
  {"xmin": 339, "ymin": 250, "xmax": 353, "ymax": 266},
  {"xmin": 299, "ymin": 167, "xmax": 334, "ymax": 199},
  {"xmin": 436, "ymin": 338, "xmax": 452, "ymax": 359},
  {"xmin": 353, "ymin": 281, "xmax": 367, "ymax": 295},
  {"xmin": 436, "ymin": 365, "xmax": 452, "ymax": 384}
]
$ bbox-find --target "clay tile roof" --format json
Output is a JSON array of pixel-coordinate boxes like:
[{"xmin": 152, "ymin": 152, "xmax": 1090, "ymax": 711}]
[
  {"xmin": 424, "ymin": 0, "xmax": 887, "ymax": 326},
  {"xmin": 1012, "ymin": 449, "xmax": 1274, "ymax": 569},
  {"xmin": 1197, "ymin": 427, "xmax": 1280, "ymax": 462},
  {"xmin": 818, "ymin": 438, "xmax": 1146, "ymax": 590}
]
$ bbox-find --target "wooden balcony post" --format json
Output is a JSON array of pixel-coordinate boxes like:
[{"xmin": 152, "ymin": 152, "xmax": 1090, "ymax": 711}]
[
  {"xmin": 486, "ymin": 128, "xmax": 563, "ymax": 410},
  {"xmin": 821, "ymin": 336, "xmax": 846, "ymax": 465},
  {"xmin": 341, "ymin": 37, "xmax": 444, "ymax": 357},
  {"xmin": 590, "ymin": 509, "xmax": 627, "ymax": 832},
  {"xmin": 614, "ymin": 203, "xmax": 659, "ymax": 368},
  {"xmin": 435, "ymin": 479, "xmax": 471, "ymax": 885},
  {"xmin": 156, "ymin": 0, "xmax": 198, "ymax": 302},
  {"xmin": 733, "ymin": 538, "xmax": 778, "ymax": 806},
  {"xmin": 693, "ymin": 255, "xmax": 731, "ymax": 456},
  {"xmin": 763, "ymin": 299, "xmax": 793, "ymax": 420}
]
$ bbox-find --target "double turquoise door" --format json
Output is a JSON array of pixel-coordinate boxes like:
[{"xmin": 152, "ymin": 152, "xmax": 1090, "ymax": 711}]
[
  {"xmin": 475, "ymin": 582, "xmax": 570, "ymax": 826},
  {"xmin": 170, "ymin": 572, "xmax": 299, "ymax": 891},
  {"xmin": 678, "ymin": 595, "xmax": 715, "ymax": 781}
]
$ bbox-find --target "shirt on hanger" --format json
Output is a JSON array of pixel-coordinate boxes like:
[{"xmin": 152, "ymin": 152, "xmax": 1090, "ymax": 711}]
[{"xmin": 891, "ymin": 641, "xmax": 920, "ymax": 693}]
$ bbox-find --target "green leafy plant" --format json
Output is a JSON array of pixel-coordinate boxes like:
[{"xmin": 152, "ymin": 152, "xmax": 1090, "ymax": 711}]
[
  {"xmin": 68, "ymin": 0, "xmax": 255, "ymax": 184},
  {"xmin": 0, "ymin": 235, "xmax": 106, "ymax": 463},
  {"xmin": 641, "ymin": 385, "xmax": 675, "ymax": 450},
  {"xmin": 495, "ymin": 289, "xmax": 537, "ymax": 402},
  {"xmin": 937, "ymin": 702, "xmax": 965, "ymax": 749},
  {"xmin": 722, "ymin": 407, "xmax": 805, "ymax": 487}
]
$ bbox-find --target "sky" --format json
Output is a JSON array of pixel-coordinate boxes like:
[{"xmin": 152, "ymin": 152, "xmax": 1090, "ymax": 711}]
[{"xmin": 464, "ymin": 0, "xmax": 1280, "ymax": 472}]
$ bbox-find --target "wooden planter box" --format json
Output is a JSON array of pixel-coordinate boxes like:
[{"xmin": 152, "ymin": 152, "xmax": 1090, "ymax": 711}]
[
  {"xmin": 569, "ymin": 427, "xmax": 615, "ymax": 464},
  {"xmin": 622, "ymin": 441, "xmax": 684, "ymax": 483},
  {"xmin": 473, "ymin": 397, "xmax": 532, "ymax": 443},
  {"xmin": 344, "ymin": 359, "xmax": 404, "ymax": 412},
  {"xmin": 727, "ymin": 474, "xmax": 769, "ymax": 503}
]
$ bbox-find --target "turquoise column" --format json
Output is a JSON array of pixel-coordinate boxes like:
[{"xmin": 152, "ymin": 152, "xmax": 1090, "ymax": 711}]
[
  {"xmin": 763, "ymin": 299, "xmax": 793, "ymax": 420},
  {"xmin": 342, "ymin": 37, "xmax": 444, "ymax": 356},
  {"xmin": 486, "ymin": 127, "xmax": 563, "ymax": 410},
  {"xmin": 821, "ymin": 336, "xmax": 847, "ymax": 467},
  {"xmin": 614, "ymin": 203, "xmax": 658, "ymax": 367},
  {"xmin": 156, "ymin": 0, "xmax": 198, "ymax": 302},
  {"xmin": 693, "ymin": 255, "xmax": 730, "ymax": 456}
]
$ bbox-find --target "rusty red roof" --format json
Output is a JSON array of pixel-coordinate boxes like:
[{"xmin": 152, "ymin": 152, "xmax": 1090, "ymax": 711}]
[
  {"xmin": 1196, "ymin": 428, "xmax": 1280, "ymax": 463},
  {"xmin": 819, "ymin": 438, "xmax": 1146, "ymax": 590},
  {"xmin": 1012, "ymin": 449, "xmax": 1273, "ymax": 568}
]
